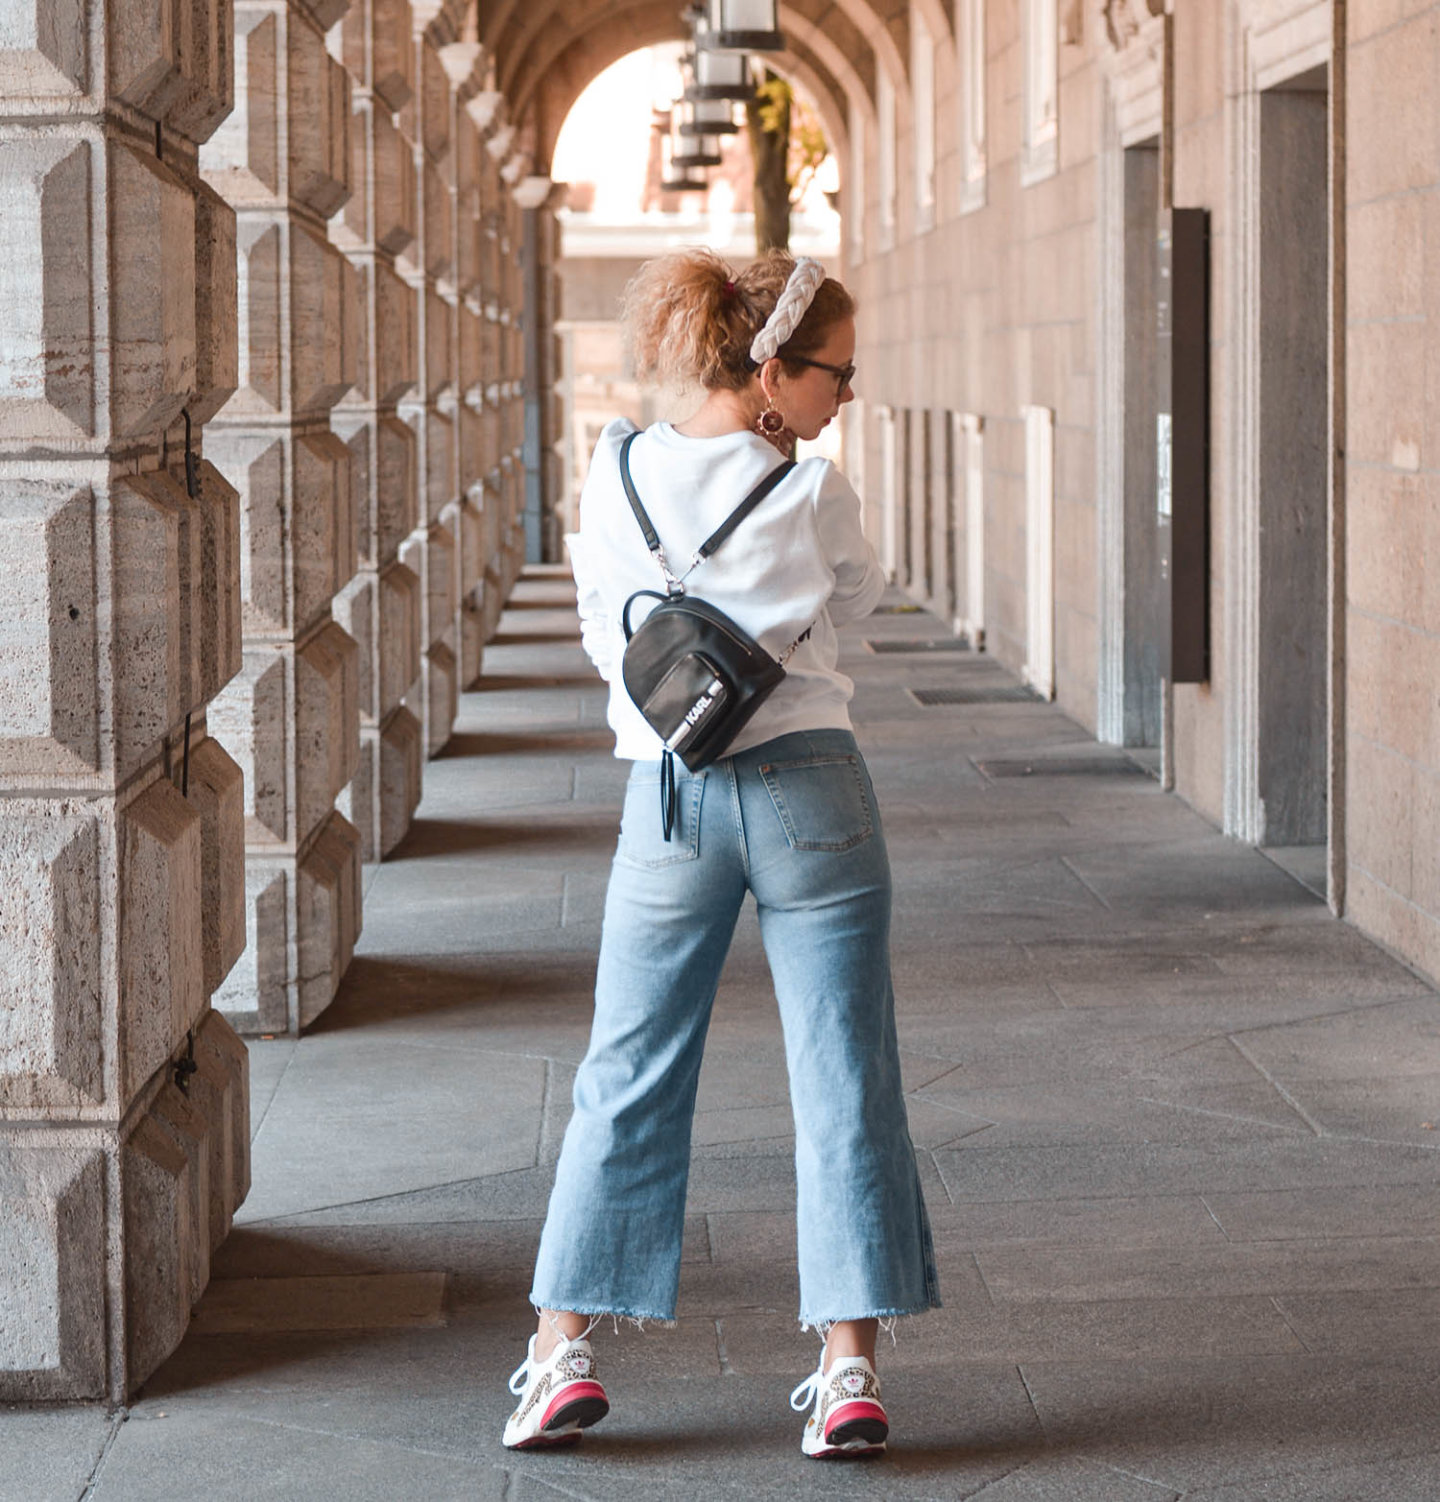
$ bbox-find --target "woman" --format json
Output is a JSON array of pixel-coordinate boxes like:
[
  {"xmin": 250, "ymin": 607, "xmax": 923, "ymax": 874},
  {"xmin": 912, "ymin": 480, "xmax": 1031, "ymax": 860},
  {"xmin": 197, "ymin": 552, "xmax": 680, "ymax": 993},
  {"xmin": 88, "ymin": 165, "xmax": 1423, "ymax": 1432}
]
[{"xmin": 502, "ymin": 249, "xmax": 938, "ymax": 1458}]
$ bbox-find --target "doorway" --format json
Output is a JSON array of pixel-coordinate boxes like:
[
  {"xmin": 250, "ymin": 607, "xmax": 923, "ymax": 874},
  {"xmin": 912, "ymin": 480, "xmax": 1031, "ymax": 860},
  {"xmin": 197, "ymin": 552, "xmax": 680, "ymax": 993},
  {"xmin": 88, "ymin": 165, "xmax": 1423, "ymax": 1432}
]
[{"xmin": 1256, "ymin": 65, "xmax": 1329, "ymax": 849}]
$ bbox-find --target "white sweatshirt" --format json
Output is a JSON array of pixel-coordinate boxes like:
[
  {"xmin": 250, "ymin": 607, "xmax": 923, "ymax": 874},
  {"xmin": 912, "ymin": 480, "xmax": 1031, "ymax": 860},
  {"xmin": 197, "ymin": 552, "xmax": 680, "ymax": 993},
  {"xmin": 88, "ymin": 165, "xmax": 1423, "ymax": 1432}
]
[{"xmin": 569, "ymin": 417, "xmax": 886, "ymax": 762}]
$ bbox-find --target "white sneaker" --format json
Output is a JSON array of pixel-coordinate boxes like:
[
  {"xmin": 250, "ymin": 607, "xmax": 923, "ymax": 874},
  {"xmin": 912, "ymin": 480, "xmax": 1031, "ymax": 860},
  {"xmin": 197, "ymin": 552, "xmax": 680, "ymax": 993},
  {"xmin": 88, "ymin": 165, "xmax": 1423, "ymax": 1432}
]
[
  {"xmin": 501, "ymin": 1334, "xmax": 610, "ymax": 1449},
  {"xmin": 790, "ymin": 1354, "xmax": 889, "ymax": 1459}
]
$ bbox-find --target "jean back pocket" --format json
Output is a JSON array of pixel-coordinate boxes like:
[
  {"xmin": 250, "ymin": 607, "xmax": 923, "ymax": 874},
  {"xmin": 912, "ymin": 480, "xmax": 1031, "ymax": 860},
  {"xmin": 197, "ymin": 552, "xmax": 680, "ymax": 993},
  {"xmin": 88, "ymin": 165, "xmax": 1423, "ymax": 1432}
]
[
  {"xmin": 616, "ymin": 769, "xmax": 705, "ymax": 867},
  {"xmin": 759, "ymin": 754, "xmax": 874, "ymax": 852}
]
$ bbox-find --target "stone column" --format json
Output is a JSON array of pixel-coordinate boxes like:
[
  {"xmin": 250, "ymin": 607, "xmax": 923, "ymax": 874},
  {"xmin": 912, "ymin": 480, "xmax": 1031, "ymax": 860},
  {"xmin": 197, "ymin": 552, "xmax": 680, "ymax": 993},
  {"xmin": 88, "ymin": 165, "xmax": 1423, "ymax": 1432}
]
[
  {"xmin": 330, "ymin": 0, "xmax": 425, "ymax": 862},
  {"xmin": 397, "ymin": 4, "xmax": 464, "ymax": 758},
  {"xmin": 202, "ymin": 0, "xmax": 364, "ymax": 1035},
  {"xmin": 0, "ymin": 0, "xmax": 250, "ymax": 1400},
  {"xmin": 496, "ymin": 182, "xmax": 529, "ymax": 599},
  {"xmin": 444, "ymin": 46, "xmax": 492, "ymax": 688}
]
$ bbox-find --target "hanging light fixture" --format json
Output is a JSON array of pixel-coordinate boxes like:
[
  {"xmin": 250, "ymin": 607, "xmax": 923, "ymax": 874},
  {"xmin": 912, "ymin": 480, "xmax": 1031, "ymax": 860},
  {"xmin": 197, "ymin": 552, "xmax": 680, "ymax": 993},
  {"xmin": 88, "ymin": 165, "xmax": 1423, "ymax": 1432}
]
[
  {"xmin": 700, "ymin": 0, "xmax": 783, "ymax": 52},
  {"xmin": 660, "ymin": 104, "xmax": 713, "ymax": 190},
  {"xmin": 672, "ymin": 132, "xmax": 723, "ymax": 169},
  {"xmin": 679, "ymin": 95, "xmax": 739, "ymax": 136},
  {"xmin": 685, "ymin": 45, "xmax": 753, "ymax": 101}
]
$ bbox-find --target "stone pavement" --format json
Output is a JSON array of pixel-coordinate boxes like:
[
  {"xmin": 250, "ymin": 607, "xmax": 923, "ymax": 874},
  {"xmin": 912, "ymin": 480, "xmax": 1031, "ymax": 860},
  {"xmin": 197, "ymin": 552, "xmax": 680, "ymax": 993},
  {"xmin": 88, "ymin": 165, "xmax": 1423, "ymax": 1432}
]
[{"xmin": 13, "ymin": 568, "xmax": 1440, "ymax": 1501}]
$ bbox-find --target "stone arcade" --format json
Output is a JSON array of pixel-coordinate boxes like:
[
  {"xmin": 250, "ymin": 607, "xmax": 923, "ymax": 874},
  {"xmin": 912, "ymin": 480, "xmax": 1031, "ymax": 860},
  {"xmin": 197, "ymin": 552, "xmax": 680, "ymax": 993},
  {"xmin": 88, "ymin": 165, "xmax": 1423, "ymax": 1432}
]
[{"xmin": 6, "ymin": 0, "xmax": 1440, "ymax": 1416}]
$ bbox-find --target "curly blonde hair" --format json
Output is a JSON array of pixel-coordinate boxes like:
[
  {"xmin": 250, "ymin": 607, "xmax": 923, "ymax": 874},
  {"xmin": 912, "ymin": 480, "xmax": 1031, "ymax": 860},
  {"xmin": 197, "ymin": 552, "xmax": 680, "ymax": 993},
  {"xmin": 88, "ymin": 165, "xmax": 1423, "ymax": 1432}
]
[{"xmin": 621, "ymin": 248, "xmax": 855, "ymax": 392}]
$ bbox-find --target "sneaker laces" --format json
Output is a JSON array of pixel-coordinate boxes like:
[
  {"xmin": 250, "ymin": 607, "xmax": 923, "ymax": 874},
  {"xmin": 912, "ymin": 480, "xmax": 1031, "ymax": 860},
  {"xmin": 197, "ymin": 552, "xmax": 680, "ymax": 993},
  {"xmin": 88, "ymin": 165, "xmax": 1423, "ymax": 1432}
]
[{"xmin": 789, "ymin": 1354, "xmax": 828, "ymax": 1412}]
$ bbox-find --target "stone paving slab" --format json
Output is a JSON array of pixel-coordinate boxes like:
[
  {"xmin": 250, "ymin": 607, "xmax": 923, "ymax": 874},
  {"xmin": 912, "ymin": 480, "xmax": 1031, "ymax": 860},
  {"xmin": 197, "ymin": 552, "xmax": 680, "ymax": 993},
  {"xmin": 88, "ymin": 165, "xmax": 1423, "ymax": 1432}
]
[{"xmin": 26, "ymin": 571, "xmax": 1440, "ymax": 1499}]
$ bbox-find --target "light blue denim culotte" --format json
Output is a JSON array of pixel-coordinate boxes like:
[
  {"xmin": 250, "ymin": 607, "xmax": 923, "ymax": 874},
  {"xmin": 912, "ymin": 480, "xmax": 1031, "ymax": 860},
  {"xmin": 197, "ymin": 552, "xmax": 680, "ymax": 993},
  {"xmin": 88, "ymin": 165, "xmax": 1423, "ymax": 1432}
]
[{"xmin": 529, "ymin": 729, "xmax": 940, "ymax": 1327}]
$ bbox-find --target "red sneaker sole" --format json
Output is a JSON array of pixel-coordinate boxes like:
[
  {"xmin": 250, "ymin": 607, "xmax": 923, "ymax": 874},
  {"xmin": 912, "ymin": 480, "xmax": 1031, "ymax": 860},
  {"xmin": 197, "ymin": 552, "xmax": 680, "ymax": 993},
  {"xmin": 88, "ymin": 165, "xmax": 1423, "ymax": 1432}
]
[{"xmin": 542, "ymin": 1382, "xmax": 609, "ymax": 1433}]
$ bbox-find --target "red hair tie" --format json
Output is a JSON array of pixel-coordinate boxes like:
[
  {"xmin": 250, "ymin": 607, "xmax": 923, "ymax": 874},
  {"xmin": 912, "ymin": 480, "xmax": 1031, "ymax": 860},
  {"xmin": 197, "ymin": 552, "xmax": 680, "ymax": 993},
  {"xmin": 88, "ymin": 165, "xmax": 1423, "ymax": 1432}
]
[{"xmin": 723, "ymin": 280, "xmax": 735, "ymax": 296}]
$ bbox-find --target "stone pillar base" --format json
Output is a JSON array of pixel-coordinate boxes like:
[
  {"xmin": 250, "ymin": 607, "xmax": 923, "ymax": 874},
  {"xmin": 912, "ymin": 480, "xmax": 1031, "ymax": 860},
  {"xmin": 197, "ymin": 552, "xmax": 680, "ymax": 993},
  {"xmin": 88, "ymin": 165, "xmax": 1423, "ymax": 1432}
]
[{"xmin": 0, "ymin": 1010, "xmax": 248, "ymax": 1403}]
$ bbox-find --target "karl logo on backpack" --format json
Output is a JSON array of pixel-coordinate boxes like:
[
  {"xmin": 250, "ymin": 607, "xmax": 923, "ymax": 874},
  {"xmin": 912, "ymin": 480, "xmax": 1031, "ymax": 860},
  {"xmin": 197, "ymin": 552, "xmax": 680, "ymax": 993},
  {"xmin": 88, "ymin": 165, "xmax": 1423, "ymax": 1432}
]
[{"xmin": 617, "ymin": 429, "xmax": 811, "ymax": 840}]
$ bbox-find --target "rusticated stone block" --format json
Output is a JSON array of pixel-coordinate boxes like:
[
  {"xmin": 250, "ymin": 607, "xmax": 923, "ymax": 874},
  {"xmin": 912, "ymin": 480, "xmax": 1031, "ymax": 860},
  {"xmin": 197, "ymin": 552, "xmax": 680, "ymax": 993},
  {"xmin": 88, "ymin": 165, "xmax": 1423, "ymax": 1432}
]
[
  {"xmin": 420, "ymin": 153, "xmax": 452, "ymax": 282},
  {"xmin": 122, "ymin": 1113, "xmax": 195, "ymax": 1386},
  {"xmin": 233, "ymin": 218, "xmax": 283, "ymax": 411},
  {"xmin": 334, "ymin": 573, "xmax": 377, "ymax": 720},
  {"xmin": 420, "ymin": 639, "xmax": 456, "ymax": 757},
  {"xmin": 192, "ymin": 181, "xmax": 240, "ymax": 425},
  {"xmin": 191, "ymin": 1010, "xmax": 250, "ymax": 1247},
  {"xmin": 0, "ymin": 807, "xmax": 102, "ymax": 1111},
  {"xmin": 197, "ymin": 460, "xmax": 244, "ymax": 696},
  {"xmin": 458, "ymin": 303, "xmax": 482, "ymax": 404},
  {"xmin": 338, "ymin": 0, "xmax": 413, "ymax": 110},
  {"xmin": 0, "ymin": 1148, "xmax": 104, "ymax": 1399},
  {"xmin": 109, "ymin": 467, "xmax": 235, "ymax": 776},
  {"xmin": 111, "ymin": 0, "xmax": 189, "ymax": 118},
  {"xmin": 378, "ymin": 559, "xmax": 420, "ymax": 715},
  {"xmin": 402, "ymin": 405, "xmax": 454, "ymax": 524},
  {"xmin": 208, "ymin": 648, "xmax": 288, "ymax": 843},
  {"xmin": 149, "ymin": 1082, "xmax": 211, "ymax": 1311},
  {"xmin": 204, "ymin": 431, "xmax": 286, "ymax": 634},
  {"xmin": 295, "ymin": 621, "xmax": 359, "ymax": 838},
  {"xmin": 373, "ymin": 413, "xmax": 420, "ymax": 558},
  {"xmin": 296, "ymin": 810, "xmax": 361, "ymax": 1027},
  {"xmin": 120, "ymin": 777, "xmax": 204, "ymax": 1103},
  {"xmin": 379, "ymin": 704, "xmax": 422, "ymax": 854},
  {"xmin": 375, "ymin": 258, "xmax": 418, "ymax": 405},
  {"xmin": 292, "ymin": 221, "xmax": 356, "ymax": 414},
  {"xmin": 289, "ymin": 11, "xmax": 351, "ymax": 217},
  {"xmin": 0, "ymin": 482, "xmax": 99, "ymax": 778},
  {"xmin": 213, "ymin": 863, "xmax": 289, "ymax": 1033},
  {"xmin": 339, "ymin": 730, "xmax": 377, "ymax": 858},
  {"xmin": 296, "ymin": 0, "xmax": 348, "ymax": 29},
  {"xmin": 199, "ymin": 9, "xmax": 281, "ymax": 202},
  {"xmin": 456, "ymin": 401, "xmax": 482, "ymax": 494},
  {"xmin": 374, "ymin": 103, "xmax": 417, "ymax": 256},
  {"xmin": 168, "ymin": 0, "xmax": 235, "ymax": 143},
  {"xmin": 185, "ymin": 737, "xmax": 246, "ymax": 995},
  {"xmin": 333, "ymin": 412, "xmax": 417, "ymax": 569},
  {"xmin": 402, "ymin": 517, "xmax": 456, "ymax": 649},
  {"xmin": 293, "ymin": 428, "xmax": 354, "ymax": 632},
  {"xmin": 420, "ymin": 286, "xmax": 453, "ymax": 399},
  {"xmin": 456, "ymin": 496, "xmax": 485, "ymax": 685},
  {"xmin": 109, "ymin": 143, "xmax": 196, "ymax": 439},
  {"xmin": 115, "ymin": 464, "xmax": 232, "ymax": 732},
  {"xmin": 412, "ymin": 39, "xmax": 450, "ymax": 163},
  {"xmin": 0, "ymin": 139, "xmax": 93, "ymax": 442},
  {"xmin": 0, "ymin": 0, "xmax": 86, "ymax": 96}
]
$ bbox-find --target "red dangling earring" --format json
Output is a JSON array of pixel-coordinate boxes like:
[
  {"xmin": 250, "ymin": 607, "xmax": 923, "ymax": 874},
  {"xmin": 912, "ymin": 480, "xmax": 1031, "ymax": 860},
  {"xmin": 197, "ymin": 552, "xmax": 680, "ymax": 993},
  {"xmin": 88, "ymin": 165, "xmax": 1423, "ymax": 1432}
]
[{"xmin": 757, "ymin": 399, "xmax": 785, "ymax": 436}]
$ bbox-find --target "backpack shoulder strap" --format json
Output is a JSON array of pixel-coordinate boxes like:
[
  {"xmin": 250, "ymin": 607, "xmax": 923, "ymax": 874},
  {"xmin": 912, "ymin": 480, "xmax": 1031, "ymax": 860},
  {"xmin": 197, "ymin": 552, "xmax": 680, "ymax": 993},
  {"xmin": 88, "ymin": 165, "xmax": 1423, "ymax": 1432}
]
[
  {"xmin": 695, "ymin": 459, "xmax": 796, "ymax": 560},
  {"xmin": 619, "ymin": 431, "xmax": 797, "ymax": 576},
  {"xmin": 618, "ymin": 430, "xmax": 661, "ymax": 555}
]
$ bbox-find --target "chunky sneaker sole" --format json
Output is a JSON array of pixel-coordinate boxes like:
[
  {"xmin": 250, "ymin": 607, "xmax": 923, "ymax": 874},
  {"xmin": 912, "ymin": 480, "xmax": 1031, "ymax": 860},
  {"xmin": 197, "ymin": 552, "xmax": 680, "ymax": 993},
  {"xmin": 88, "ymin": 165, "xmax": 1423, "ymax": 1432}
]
[
  {"xmin": 508, "ymin": 1381, "xmax": 609, "ymax": 1449},
  {"xmin": 793, "ymin": 1355, "xmax": 889, "ymax": 1459},
  {"xmin": 503, "ymin": 1335, "xmax": 610, "ymax": 1450}
]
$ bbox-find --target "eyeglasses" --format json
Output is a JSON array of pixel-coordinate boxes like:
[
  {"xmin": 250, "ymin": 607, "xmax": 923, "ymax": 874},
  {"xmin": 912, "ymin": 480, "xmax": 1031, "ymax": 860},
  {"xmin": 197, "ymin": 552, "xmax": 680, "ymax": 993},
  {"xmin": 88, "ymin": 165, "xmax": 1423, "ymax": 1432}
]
[{"xmin": 787, "ymin": 356, "xmax": 856, "ymax": 395}]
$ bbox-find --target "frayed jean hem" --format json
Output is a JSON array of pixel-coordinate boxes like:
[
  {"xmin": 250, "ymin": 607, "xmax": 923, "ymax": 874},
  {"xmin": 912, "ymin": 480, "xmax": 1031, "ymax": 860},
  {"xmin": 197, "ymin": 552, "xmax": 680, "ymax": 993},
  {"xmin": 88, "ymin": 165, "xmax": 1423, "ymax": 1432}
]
[
  {"xmin": 527, "ymin": 1296, "xmax": 678, "ymax": 1331},
  {"xmin": 798, "ymin": 1299, "xmax": 941, "ymax": 1337}
]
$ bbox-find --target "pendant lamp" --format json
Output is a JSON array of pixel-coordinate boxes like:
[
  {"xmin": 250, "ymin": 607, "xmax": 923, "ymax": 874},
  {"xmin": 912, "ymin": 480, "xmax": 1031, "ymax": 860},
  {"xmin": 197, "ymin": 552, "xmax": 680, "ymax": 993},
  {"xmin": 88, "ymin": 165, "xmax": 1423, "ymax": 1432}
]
[{"xmin": 700, "ymin": 0, "xmax": 783, "ymax": 52}]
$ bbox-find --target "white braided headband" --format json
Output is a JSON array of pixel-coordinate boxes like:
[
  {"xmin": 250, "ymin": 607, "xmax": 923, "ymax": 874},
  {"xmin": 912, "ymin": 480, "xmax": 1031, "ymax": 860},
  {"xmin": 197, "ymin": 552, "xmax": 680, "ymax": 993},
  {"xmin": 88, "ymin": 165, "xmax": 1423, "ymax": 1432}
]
[{"xmin": 748, "ymin": 257, "xmax": 826, "ymax": 366}]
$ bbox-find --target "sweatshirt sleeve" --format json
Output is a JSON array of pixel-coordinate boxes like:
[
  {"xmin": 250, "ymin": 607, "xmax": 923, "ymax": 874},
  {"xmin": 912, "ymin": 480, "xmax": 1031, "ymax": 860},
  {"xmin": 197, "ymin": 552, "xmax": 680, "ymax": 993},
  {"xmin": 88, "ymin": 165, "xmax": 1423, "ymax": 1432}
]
[
  {"xmin": 813, "ymin": 462, "xmax": 886, "ymax": 625},
  {"xmin": 565, "ymin": 530, "xmax": 614, "ymax": 681}
]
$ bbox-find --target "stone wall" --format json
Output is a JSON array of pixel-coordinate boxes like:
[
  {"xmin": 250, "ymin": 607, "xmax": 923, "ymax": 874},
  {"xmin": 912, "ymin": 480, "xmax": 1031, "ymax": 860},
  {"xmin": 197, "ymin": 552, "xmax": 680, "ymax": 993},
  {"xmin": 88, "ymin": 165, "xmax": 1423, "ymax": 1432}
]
[
  {"xmin": 0, "ymin": 0, "xmax": 250, "ymax": 1402},
  {"xmin": 1342, "ymin": 0, "xmax": 1440, "ymax": 976}
]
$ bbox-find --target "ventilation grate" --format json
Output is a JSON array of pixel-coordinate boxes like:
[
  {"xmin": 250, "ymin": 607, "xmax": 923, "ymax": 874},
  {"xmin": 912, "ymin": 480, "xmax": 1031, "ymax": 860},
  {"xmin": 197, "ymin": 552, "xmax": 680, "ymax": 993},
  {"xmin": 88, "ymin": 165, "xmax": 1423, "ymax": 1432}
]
[
  {"xmin": 866, "ymin": 637, "xmax": 972, "ymax": 654},
  {"xmin": 871, "ymin": 603, "xmax": 925, "ymax": 614},
  {"xmin": 974, "ymin": 756, "xmax": 1148, "ymax": 778},
  {"xmin": 909, "ymin": 684, "xmax": 1039, "ymax": 706}
]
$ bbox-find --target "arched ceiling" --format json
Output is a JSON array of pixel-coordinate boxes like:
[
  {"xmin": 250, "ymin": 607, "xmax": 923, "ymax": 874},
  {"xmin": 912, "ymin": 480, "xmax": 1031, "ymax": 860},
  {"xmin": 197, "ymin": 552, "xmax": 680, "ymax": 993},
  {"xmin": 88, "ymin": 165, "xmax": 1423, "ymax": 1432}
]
[{"xmin": 468, "ymin": 0, "xmax": 917, "ymax": 175}]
